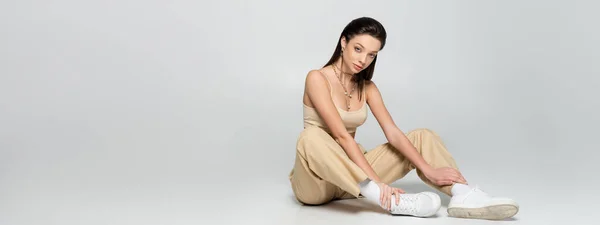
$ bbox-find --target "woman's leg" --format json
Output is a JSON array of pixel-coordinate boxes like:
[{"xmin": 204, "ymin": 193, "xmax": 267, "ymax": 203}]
[
  {"xmin": 360, "ymin": 128, "xmax": 518, "ymax": 220},
  {"xmin": 405, "ymin": 128, "xmax": 459, "ymax": 195},
  {"xmin": 288, "ymin": 126, "xmax": 368, "ymax": 205},
  {"xmin": 351, "ymin": 128, "xmax": 458, "ymax": 196},
  {"xmin": 289, "ymin": 127, "xmax": 443, "ymax": 217}
]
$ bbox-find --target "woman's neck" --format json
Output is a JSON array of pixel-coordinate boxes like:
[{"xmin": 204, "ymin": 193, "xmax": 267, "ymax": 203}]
[
  {"xmin": 333, "ymin": 60, "xmax": 355, "ymax": 83},
  {"xmin": 334, "ymin": 59, "xmax": 354, "ymax": 76}
]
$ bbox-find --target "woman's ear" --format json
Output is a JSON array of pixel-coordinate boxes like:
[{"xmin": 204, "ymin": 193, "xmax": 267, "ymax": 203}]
[{"xmin": 340, "ymin": 36, "xmax": 347, "ymax": 51}]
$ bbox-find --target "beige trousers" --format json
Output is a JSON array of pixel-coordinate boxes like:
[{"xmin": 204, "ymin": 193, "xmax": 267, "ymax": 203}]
[{"xmin": 288, "ymin": 126, "xmax": 460, "ymax": 205}]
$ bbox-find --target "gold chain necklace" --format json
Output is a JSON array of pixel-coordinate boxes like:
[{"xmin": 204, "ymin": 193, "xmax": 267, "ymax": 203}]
[{"xmin": 332, "ymin": 64, "xmax": 355, "ymax": 110}]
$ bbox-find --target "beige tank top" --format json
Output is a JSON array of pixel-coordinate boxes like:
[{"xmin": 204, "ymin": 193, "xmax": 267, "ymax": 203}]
[{"xmin": 303, "ymin": 71, "xmax": 368, "ymax": 134}]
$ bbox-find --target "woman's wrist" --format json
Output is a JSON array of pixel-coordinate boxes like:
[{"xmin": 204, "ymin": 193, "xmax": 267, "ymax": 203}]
[
  {"xmin": 418, "ymin": 164, "xmax": 434, "ymax": 176},
  {"xmin": 370, "ymin": 178, "xmax": 384, "ymax": 184}
]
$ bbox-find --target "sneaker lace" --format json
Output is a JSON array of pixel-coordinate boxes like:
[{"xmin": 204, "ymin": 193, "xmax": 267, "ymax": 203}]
[
  {"xmin": 472, "ymin": 185, "xmax": 492, "ymax": 197},
  {"xmin": 391, "ymin": 194, "xmax": 418, "ymax": 214}
]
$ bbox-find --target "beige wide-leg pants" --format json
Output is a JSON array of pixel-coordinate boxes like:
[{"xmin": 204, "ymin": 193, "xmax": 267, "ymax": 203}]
[{"xmin": 288, "ymin": 126, "xmax": 460, "ymax": 205}]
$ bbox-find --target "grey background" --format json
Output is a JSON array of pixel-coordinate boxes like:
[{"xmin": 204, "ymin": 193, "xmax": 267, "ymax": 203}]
[{"xmin": 1, "ymin": 0, "xmax": 598, "ymax": 224}]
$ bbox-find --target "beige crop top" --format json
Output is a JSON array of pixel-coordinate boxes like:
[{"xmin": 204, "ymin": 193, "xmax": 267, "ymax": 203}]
[{"xmin": 303, "ymin": 71, "xmax": 368, "ymax": 134}]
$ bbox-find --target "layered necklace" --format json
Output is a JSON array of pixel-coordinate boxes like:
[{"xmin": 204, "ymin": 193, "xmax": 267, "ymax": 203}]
[{"xmin": 332, "ymin": 63, "xmax": 355, "ymax": 110}]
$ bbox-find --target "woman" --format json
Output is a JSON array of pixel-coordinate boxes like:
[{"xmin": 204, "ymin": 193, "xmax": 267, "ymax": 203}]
[{"xmin": 288, "ymin": 17, "xmax": 519, "ymax": 220}]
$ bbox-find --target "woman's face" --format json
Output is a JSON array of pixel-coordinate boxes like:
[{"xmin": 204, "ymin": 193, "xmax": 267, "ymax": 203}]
[{"xmin": 340, "ymin": 34, "xmax": 381, "ymax": 74}]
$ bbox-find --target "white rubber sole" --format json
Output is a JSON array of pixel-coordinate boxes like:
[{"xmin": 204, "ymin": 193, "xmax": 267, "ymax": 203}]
[{"xmin": 447, "ymin": 204, "xmax": 519, "ymax": 220}]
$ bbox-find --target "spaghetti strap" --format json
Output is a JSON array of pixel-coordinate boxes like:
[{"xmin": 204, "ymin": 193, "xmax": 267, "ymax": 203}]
[{"xmin": 317, "ymin": 70, "xmax": 334, "ymax": 96}]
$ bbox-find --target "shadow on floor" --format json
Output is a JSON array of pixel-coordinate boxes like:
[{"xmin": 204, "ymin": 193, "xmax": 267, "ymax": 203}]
[
  {"xmin": 287, "ymin": 181, "xmax": 520, "ymax": 221},
  {"xmin": 287, "ymin": 181, "xmax": 450, "ymax": 217}
]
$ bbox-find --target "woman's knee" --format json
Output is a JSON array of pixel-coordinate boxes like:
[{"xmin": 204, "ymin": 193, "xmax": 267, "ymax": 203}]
[{"xmin": 292, "ymin": 184, "xmax": 335, "ymax": 205}]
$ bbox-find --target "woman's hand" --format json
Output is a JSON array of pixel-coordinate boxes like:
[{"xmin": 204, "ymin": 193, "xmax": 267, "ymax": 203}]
[
  {"xmin": 375, "ymin": 182, "xmax": 405, "ymax": 211},
  {"xmin": 424, "ymin": 167, "xmax": 467, "ymax": 186}
]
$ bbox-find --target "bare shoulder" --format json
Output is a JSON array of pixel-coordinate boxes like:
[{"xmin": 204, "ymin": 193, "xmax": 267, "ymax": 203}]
[
  {"xmin": 304, "ymin": 69, "xmax": 331, "ymax": 92},
  {"xmin": 303, "ymin": 69, "xmax": 329, "ymax": 106},
  {"xmin": 305, "ymin": 69, "xmax": 326, "ymax": 85},
  {"xmin": 364, "ymin": 80, "xmax": 381, "ymax": 101},
  {"xmin": 365, "ymin": 80, "xmax": 377, "ymax": 90}
]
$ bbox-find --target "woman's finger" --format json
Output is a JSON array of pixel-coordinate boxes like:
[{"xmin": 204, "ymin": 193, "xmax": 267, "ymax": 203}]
[
  {"xmin": 389, "ymin": 189, "xmax": 394, "ymax": 210},
  {"xmin": 444, "ymin": 179, "xmax": 454, "ymax": 186},
  {"xmin": 390, "ymin": 187, "xmax": 394, "ymax": 207},
  {"xmin": 379, "ymin": 187, "xmax": 384, "ymax": 207},
  {"xmin": 457, "ymin": 174, "xmax": 466, "ymax": 184},
  {"xmin": 454, "ymin": 175, "xmax": 461, "ymax": 183},
  {"xmin": 450, "ymin": 169, "xmax": 460, "ymax": 178},
  {"xmin": 398, "ymin": 188, "xmax": 405, "ymax": 194},
  {"xmin": 385, "ymin": 188, "xmax": 391, "ymax": 210},
  {"xmin": 443, "ymin": 174, "xmax": 454, "ymax": 183},
  {"xmin": 458, "ymin": 173, "xmax": 468, "ymax": 184},
  {"xmin": 381, "ymin": 186, "xmax": 387, "ymax": 209},
  {"xmin": 388, "ymin": 188, "xmax": 393, "ymax": 210},
  {"xmin": 462, "ymin": 176, "xmax": 468, "ymax": 184}
]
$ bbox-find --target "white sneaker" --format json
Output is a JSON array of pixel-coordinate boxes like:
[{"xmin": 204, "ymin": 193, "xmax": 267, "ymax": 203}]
[
  {"xmin": 388, "ymin": 192, "xmax": 441, "ymax": 217},
  {"xmin": 447, "ymin": 185, "xmax": 519, "ymax": 220}
]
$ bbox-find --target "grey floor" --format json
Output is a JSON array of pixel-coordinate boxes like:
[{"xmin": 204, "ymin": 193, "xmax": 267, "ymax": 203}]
[
  {"xmin": 257, "ymin": 173, "xmax": 595, "ymax": 225},
  {"xmin": 1, "ymin": 163, "xmax": 596, "ymax": 225}
]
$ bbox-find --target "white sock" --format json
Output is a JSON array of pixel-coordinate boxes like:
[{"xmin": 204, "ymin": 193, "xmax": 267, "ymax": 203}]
[
  {"xmin": 359, "ymin": 179, "xmax": 380, "ymax": 204},
  {"xmin": 358, "ymin": 179, "xmax": 397, "ymax": 207},
  {"xmin": 451, "ymin": 183, "xmax": 472, "ymax": 196}
]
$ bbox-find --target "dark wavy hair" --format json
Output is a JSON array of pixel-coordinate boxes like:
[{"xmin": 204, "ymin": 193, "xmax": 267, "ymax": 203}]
[{"xmin": 323, "ymin": 17, "xmax": 387, "ymax": 101}]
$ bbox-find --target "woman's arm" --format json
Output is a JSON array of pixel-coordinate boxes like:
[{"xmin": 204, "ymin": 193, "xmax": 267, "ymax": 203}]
[
  {"xmin": 365, "ymin": 81, "xmax": 467, "ymax": 185},
  {"xmin": 365, "ymin": 81, "xmax": 434, "ymax": 174},
  {"xmin": 305, "ymin": 70, "xmax": 382, "ymax": 183}
]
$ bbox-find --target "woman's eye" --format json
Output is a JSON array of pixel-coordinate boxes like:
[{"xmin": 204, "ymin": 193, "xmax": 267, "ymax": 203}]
[{"xmin": 355, "ymin": 47, "xmax": 361, "ymax": 52}]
